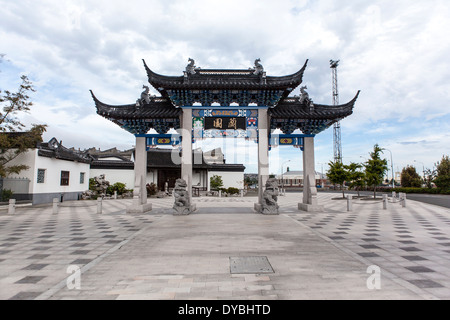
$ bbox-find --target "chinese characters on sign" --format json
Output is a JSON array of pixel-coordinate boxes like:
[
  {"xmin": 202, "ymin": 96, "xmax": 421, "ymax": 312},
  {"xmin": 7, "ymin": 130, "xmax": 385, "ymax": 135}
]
[{"xmin": 204, "ymin": 117, "xmax": 246, "ymax": 130}]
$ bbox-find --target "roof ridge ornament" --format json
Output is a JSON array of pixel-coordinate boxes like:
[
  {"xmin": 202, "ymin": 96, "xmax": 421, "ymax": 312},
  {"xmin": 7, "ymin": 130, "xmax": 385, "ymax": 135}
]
[
  {"xmin": 251, "ymin": 58, "xmax": 264, "ymax": 75},
  {"xmin": 136, "ymin": 85, "xmax": 155, "ymax": 107},
  {"xmin": 185, "ymin": 58, "xmax": 200, "ymax": 75},
  {"xmin": 299, "ymin": 85, "xmax": 313, "ymax": 106}
]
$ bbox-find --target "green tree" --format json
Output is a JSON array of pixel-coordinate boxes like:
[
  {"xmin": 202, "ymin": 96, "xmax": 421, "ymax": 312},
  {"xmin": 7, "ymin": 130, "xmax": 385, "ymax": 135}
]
[
  {"xmin": 423, "ymin": 168, "xmax": 437, "ymax": 189},
  {"xmin": 210, "ymin": 175, "xmax": 224, "ymax": 190},
  {"xmin": 345, "ymin": 162, "xmax": 365, "ymax": 197},
  {"xmin": 364, "ymin": 144, "xmax": 388, "ymax": 199},
  {"xmin": 327, "ymin": 159, "xmax": 348, "ymax": 198},
  {"xmin": 244, "ymin": 176, "xmax": 258, "ymax": 188},
  {"xmin": 434, "ymin": 155, "xmax": 450, "ymax": 189},
  {"xmin": 400, "ymin": 165, "xmax": 422, "ymax": 187},
  {"xmin": 0, "ymin": 59, "xmax": 47, "ymax": 177}
]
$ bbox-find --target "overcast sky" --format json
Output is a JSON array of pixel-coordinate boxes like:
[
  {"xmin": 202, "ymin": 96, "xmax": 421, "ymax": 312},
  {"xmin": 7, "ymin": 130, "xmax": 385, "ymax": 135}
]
[{"xmin": 1, "ymin": 0, "xmax": 449, "ymax": 175}]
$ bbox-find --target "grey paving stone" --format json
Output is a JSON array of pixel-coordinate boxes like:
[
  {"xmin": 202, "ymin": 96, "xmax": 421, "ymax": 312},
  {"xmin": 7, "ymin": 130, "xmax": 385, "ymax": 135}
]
[
  {"xmin": 32, "ymin": 247, "xmax": 52, "ymax": 251},
  {"xmin": 360, "ymin": 244, "xmax": 380, "ymax": 249},
  {"xmin": 399, "ymin": 241, "xmax": 417, "ymax": 244},
  {"xmin": 406, "ymin": 266, "xmax": 435, "ymax": 273},
  {"xmin": 22, "ymin": 264, "xmax": 48, "ymax": 270},
  {"xmin": 8, "ymin": 291, "xmax": 42, "ymax": 300},
  {"xmin": 27, "ymin": 254, "xmax": 50, "ymax": 260},
  {"xmin": 15, "ymin": 276, "xmax": 45, "ymax": 284},
  {"xmin": 358, "ymin": 252, "xmax": 379, "ymax": 258},
  {"xmin": 0, "ymin": 242, "xmax": 17, "ymax": 247},
  {"xmin": 70, "ymin": 243, "xmax": 88, "ymax": 247},
  {"xmin": 402, "ymin": 256, "xmax": 427, "ymax": 261},
  {"xmin": 71, "ymin": 259, "xmax": 92, "ymax": 265},
  {"xmin": 408, "ymin": 279, "xmax": 444, "ymax": 288}
]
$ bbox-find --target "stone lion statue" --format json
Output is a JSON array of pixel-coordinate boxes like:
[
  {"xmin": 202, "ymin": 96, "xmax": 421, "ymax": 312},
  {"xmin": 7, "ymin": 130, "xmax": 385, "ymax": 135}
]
[
  {"xmin": 262, "ymin": 178, "xmax": 279, "ymax": 214},
  {"xmin": 173, "ymin": 178, "xmax": 190, "ymax": 209}
]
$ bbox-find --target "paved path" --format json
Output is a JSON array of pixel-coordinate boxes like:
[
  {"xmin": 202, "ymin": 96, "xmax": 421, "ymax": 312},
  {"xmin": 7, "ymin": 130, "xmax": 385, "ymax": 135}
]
[{"xmin": 0, "ymin": 193, "xmax": 449, "ymax": 300}]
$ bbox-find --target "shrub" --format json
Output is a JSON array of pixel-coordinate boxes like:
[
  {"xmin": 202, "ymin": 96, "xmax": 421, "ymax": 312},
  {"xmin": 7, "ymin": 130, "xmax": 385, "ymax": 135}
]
[
  {"xmin": 383, "ymin": 187, "xmax": 450, "ymax": 195},
  {"xmin": 1, "ymin": 189, "xmax": 13, "ymax": 202},
  {"xmin": 106, "ymin": 182, "xmax": 128, "ymax": 195},
  {"xmin": 146, "ymin": 183, "xmax": 157, "ymax": 196},
  {"xmin": 227, "ymin": 187, "xmax": 240, "ymax": 195},
  {"xmin": 89, "ymin": 178, "xmax": 96, "ymax": 191},
  {"xmin": 210, "ymin": 175, "xmax": 224, "ymax": 190}
]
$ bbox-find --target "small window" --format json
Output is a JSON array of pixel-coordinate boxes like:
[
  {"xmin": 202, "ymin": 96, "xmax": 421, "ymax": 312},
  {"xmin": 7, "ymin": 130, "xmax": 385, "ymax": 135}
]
[
  {"xmin": 61, "ymin": 171, "xmax": 70, "ymax": 186},
  {"xmin": 37, "ymin": 169, "xmax": 46, "ymax": 183},
  {"xmin": 80, "ymin": 172, "xmax": 85, "ymax": 184}
]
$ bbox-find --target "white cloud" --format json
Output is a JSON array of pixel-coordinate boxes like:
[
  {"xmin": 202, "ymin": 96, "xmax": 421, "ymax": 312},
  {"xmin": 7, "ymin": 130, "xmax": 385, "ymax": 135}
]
[{"xmin": 1, "ymin": 0, "xmax": 449, "ymax": 173}]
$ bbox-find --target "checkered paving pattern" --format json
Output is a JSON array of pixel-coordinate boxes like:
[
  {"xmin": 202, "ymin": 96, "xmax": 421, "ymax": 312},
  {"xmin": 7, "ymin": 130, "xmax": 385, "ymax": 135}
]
[
  {"xmin": 279, "ymin": 194, "xmax": 450, "ymax": 299},
  {"xmin": 1, "ymin": 193, "xmax": 449, "ymax": 300},
  {"xmin": 0, "ymin": 200, "xmax": 160, "ymax": 300}
]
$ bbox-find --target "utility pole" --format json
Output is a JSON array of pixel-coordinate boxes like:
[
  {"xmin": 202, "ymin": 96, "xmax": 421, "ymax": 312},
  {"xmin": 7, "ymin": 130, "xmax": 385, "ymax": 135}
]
[{"xmin": 330, "ymin": 60, "xmax": 342, "ymax": 163}]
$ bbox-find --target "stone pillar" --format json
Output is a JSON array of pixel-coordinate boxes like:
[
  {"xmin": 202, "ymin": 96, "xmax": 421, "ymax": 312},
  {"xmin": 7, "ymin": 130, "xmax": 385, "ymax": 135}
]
[
  {"xmin": 298, "ymin": 137, "xmax": 324, "ymax": 212},
  {"xmin": 254, "ymin": 108, "xmax": 269, "ymax": 213},
  {"xmin": 127, "ymin": 136, "xmax": 152, "ymax": 213},
  {"xmin": 176, "ymin": 108, "xmax": 196, "ymax": 214}
]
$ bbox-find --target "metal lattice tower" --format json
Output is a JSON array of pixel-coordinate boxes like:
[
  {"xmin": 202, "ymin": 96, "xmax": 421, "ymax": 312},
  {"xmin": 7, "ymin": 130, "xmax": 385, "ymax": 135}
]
[{"xmin": 330, "ymin": 60, "xmax": 342, "ymax": 163}]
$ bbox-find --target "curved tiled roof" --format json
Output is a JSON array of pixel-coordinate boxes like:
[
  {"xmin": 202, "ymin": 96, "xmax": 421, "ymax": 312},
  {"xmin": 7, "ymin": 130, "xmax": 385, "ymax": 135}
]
[
  {"xmin": 143, "ymin": 59, "xmax": 308, "ymax": 92},
  {"xmin": 270, "ymin": 91, "xmax": 360, "ymax": 120},
  {"xmin": 37, "ymin": 138, "xmax": 92, "ymax": 163},
  {"xmin": 91, "ymin": 90, "xmax": 181, "ymax": 119}
]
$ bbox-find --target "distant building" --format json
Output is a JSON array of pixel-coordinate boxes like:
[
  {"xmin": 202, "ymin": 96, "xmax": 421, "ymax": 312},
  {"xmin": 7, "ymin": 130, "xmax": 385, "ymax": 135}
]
[
  {"xmin": 276, "ymin": 170, "xmax": 327, "ymax": 188},
  {"xmin": 90, "ymin": 147, "xmax": 245, "ymax": 192},
  {"xmin": 4, "ymin": 137, "xmax": 91, "ymax": 204},
  {"xmin": 3, "ymin": 137, "xmax": 245, "ymax": 204}
]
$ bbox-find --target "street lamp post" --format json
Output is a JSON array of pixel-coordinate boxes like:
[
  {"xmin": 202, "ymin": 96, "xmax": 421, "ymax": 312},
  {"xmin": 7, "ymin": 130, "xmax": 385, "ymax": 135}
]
[
  {"xmin": 414, "ymin": 160, "xmax": 425, "ymax": 182},
  {"xmin": 382, "ymin": 148, "xmax": 395, "ymax": 188},
  {"xmin": 281, "ymin": 160, "xmax": 291, "ymax": 195},
  {"xmin": 317, "ymin": 162, "xmax": 326, "ymax": 188}
]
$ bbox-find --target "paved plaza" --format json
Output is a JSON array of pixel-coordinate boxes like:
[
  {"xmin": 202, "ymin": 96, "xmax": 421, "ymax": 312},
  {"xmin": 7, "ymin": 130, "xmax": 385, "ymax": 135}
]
[{"xmin": 0, "ymin": 193, "xmax": 449, "ymax": 300}]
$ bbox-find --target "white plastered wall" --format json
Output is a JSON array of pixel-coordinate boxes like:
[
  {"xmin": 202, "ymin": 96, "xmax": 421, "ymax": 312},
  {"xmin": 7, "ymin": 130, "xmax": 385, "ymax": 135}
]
[
  {"xmin": 90, "ymin": 168, "xmax": 135, "ymax": 190},
  {"xmin": 6, "ymin": 149, "xmax": 90, "ymax": 194},
  {"xmin": 208, "ymin": 171, "xmax": 244, "ymax": 190}
]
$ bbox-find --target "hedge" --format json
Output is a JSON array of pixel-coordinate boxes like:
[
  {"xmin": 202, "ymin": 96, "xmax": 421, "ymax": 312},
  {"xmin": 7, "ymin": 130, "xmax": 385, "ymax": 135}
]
[{"xmin": 376, "ymin": 187, "xmax": 450, "ymax": 195}]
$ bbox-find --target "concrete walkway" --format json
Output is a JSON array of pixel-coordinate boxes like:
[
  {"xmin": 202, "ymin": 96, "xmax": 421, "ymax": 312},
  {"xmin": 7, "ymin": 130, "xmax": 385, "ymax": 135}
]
[{"xmin": 0, "ymin": 193, "xmax": 449, "ymax": 300}]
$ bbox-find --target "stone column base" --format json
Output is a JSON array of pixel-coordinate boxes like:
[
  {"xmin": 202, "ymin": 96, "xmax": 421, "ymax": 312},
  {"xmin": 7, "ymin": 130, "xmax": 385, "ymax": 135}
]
[
  {"xmin": 254, "ymin": 203, "xmax": 279, "ymax": 215},
  {"xmin": 126, "ymin": 203, "xmax": 153, "ymax": 214},
  {"xmin": 173, "ymin": 204, "xmax": 197, "ymax": 216},
  {"xmin": 298, "ymin": 203, "xmax": 324, "ymax": 212}
]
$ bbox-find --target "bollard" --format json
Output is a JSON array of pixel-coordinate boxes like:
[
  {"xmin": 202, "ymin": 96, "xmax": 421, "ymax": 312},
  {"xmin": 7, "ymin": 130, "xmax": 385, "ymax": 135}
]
[
  {"xmin": 97, "ymin": 197, "xmax": 103, "ymax": 214},
  {"xmin": 392, "ymin": 191, "xmax": 397, "ymax": 203},
  {"xmin": 347, "ymin": 195, "xmax": 353, "ymax": 212},
  {"xmin": 219, "ymin": 190, "xmax": 222, "ymax": 198},
  {"xmin": 52, "ymin": 198, "xmax": 59, "ymax": 214},
  {"xmin": 402, "ymin": 193, "xmax": 407, "ymax": 208},
  {"xmin": 240, "ymin": 189, "xmax": 244, "ymax": 198},
  {"xmin": 383, "ymin": 194, "xmax": 388, "ymax": 210},
  {"xmin": 8, "ymin": 199, "xmax": 16, "ymax": 215},
  {"xmin": 114, "ymin": 191, "xmax": 117, "ymax": 200}
]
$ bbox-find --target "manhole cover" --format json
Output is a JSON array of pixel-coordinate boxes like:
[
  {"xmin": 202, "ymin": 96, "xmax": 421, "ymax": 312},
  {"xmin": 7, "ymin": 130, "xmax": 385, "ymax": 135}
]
[{"xmin": 229, "ymin": 256, "xmax": 274, "ymax": 274}]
